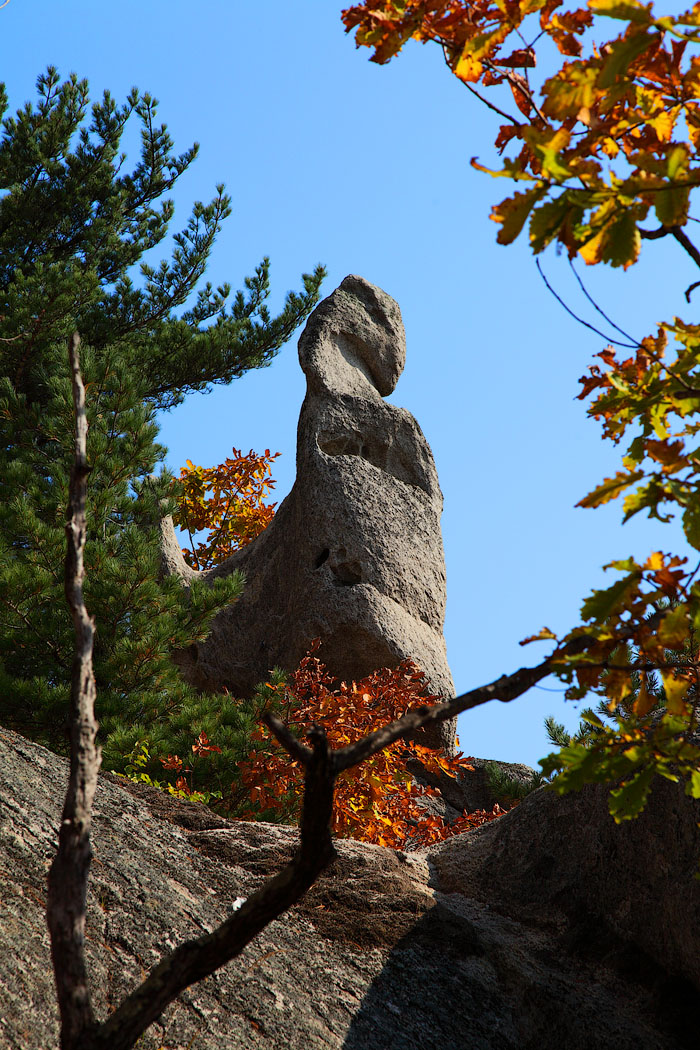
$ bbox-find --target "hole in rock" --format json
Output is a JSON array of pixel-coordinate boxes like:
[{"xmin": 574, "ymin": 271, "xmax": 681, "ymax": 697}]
[
  {"xmin": 317, "ymin": 428, "xmax": 428, "ymax": 493},
  {"xmin": 315, "ymin": 548, "xmax": 330, "ymax": 569},
  {"xmin": 318, "ymin": 433, "xmax": 362, "ymax": 458}
]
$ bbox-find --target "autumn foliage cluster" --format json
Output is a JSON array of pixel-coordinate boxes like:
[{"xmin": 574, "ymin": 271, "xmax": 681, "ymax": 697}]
[
  {"xmin": 169, "ymin": 456, "xmax": 503, "ymax": 844},
  {"xmin": 238, "ymin": 644, "xmax": 503, "ymax": 848},
  {"xmin": 173, "ymin": 448, "xmax": 280, "ymax": 570},
  {"xmin": 342, "ymin": 0, "xmax": 700, "ymax": 266},
  {"xmin": 341, "ymin": 0, "xmax": 700, "ymax": 817}
]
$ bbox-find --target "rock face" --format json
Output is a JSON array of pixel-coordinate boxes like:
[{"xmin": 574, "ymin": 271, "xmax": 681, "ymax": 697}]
[
  {"xmin": 162, "ymin": 276, "xmax": 456, "ymax": 750},
  {"xmin": 3, "ymin": 728, "xmax": 700, "ymax": 1050},
  {"xmin": 431, "ymin": 773, "xmax": 700, "ymax": 994}
]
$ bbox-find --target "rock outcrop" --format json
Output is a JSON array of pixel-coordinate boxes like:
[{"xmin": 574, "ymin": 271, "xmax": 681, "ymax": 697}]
[
  {"xmin": 161, "ymin": 276, "xmax": 456, "ymax": 751},
  {"xmin": 3, "ymin": 728, "xmax": 699, "ymax": 1050}
]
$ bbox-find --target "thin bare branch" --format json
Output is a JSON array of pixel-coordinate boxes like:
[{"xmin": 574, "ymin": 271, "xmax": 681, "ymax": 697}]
[
  {"xmin": 440, "ymin": 44, "xmax": 521, "ymax": 125},
  {"xmin": 536, "ymin": 260, "xmax": 639, "ymax": 349},
  {"xmin": 673, "ymin": 226, "xmax": 700, "ymax": 271},
  {"xmin": 685, "ymin": 279, "xmax": 700, "ymax": 303},
  {"xmin": 333, "ymin": 655, "xmax": 554, "ymax": 773},
  {"xmin": 642, "ymin": 224, "xmax": 700, "ymax": 286},
  {"xmin": 640, "ymin": 226, "xmax": 672, "ymax": 240},
  {"xmin": 332, "ymin": 619, "xmax": 664, "ymax": 773},
  {"xmin": 46, "ymin": 333, "xmax": 101, "ymax": 1049},
  {"xmin": 568, "ymin": 258, "xmax": 640, "ymax": 346}
]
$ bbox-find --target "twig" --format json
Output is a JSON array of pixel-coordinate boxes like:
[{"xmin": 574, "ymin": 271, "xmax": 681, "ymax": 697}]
[
  {"xmin": 640, "ymin": 226, "xmax": 671, "ymax": 240},
  {"xmin": 260, "ymin": 636, "xmax": 594, "ymax": 777},
  {"xmin": 440, "ymin": 44, "xmax": 520, "ymax": 125},
  {"xmin": 332, "ymin": 650, "xmax": 561, "ymax": 772},
  {"xmin": 685, "ymin": 280, "xmax": 700, "ymax": 303},
  {"xmin": 536, "ymin": 260, "xmax": 639, "ymax": 349},
  {"xmin": 568, "ymin": 258, "xmax": 640, "ymax": 346},
  {"xmin": 46, "ymin": 333, "xmax": 102, "ymax": 1048},
  {"xmin": 495, "ymin": 65, "xmax": 547, "ymax": 125},
  {"xmin": 673, "ymin": 226, "xmax": 700, "ymax": 271},
  {"xmin": 641, "ymin": 225, "xmax": 700, "ymax": 299},
  {"xmin": 264, "ymin": 613, "xmax": 672, "ymax": 777},
  {"xmin": 263, "ymin": 712, "xmax": 313, "ymax": 764}
]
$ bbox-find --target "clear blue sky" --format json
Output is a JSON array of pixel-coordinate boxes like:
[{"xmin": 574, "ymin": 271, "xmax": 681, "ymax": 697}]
[{"xmin": 2, "ymin": 0, "xmax": 691, "ymax": 766}]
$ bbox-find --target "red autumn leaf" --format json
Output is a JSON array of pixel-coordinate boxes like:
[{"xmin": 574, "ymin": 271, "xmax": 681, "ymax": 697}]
[{"xmin": 493, "ymin": 48, "xmax": 536, "ymax": 68}]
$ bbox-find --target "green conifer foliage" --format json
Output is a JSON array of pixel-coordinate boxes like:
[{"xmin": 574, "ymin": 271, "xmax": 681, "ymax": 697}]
[
  {"xmin": 0, "ymin": 69, "xmax": 324, "ymax": 798},
  {"xmin": 0, "ymin": 68, "xmax": 324, "ymax": 410}
]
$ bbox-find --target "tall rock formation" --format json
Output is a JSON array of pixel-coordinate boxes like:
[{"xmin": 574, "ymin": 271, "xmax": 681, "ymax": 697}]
[{"xmin": 161, "ymin": 276, "xmax": 456, "ymax": 750}]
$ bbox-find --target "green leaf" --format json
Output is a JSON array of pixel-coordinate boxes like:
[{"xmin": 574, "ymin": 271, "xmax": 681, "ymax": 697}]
[
  {"xmin": 609, "ymin": 767, "xmax": 654, "ymax": 821},
  {"xmin": 655, "ymin": 185, "xmax": 690, "ymax": 226},
  {"xmin": 622, "ymin": 482, "xmax": 661, "ymax": 523},
  {"xmin": 668, "ymin": 145, "xmax": 689, "ymax": 179},
  {"xmin": 577, "ymin": 470, "xmax": 644, "ymax": 509},
  {"xmin": 588, "ymin": 0, "xmax": 653, "ymax": 22},
  {"xmin": 529, "ymin": 197, "xmax": 576, "ymax": 252},
  {"xmin": 660, "ymin": 670, "xmax": 691, "ymax": 714},
  {"xmin": 600, "ymin": 210, "xmax": 641, "ymax": 267},
  {"xmin": 493, "ymin": 187, "xmax": 547, "ymax": 245},
  {"xmin": 599, "ymin": 32, "xmax": 655, "ymax": 89},
  {"xmin": 686, "ymin": 769, "xmax": 700, "ymax": 798},
  {"xmin": 520, "ymin": 626, "xmax": 558, "ymax": 645},
  {"xmin": 657, "ymin": 604, "xmax": 689, "ymax": 647},
  {"xmin": 581, "ymin": 572, "xmax": 640, "ymax": 622},
  {"xmin": 543, "ymin": 65, "xmax": 600, "ymax": 119}
]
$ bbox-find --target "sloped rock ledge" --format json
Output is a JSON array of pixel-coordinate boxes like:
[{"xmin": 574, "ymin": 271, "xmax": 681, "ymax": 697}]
[{"xmin": 1, "ymin": 728, "xmax": 699, "ymax": 1049}]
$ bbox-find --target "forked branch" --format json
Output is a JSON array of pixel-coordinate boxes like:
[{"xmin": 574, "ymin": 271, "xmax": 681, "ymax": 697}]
[
  {"xmin": 47, "ymin": 336, "xmax": 593, "ymax": 1050},
  {"xmin": 91, "ymin": 728, "xmax": 335, "ymax": 1050}
]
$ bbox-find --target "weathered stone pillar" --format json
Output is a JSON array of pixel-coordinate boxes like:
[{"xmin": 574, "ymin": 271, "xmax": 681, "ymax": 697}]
[{"xmin": 163, "ymin": 276, "xmax": 457, "ymax": 752}]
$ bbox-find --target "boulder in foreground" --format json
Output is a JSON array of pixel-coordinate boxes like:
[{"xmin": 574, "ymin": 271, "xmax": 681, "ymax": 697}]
[{"xmin": 1, "ymin": 728, "xmax": 699, "ymax": 1049}]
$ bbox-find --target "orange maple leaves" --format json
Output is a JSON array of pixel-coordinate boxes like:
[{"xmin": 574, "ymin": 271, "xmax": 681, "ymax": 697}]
[
  {"xmin": 239, "ymin": 644, "xmax": 505, "ymax": 848},
  {"xmin": 160, "ymin": 731, "xmax": 223, "ymax": 797},
  {"xmin": 170, "ymin": 446, "xmax": 506, "ymax": 844},
  {"xmin": 173, "ymin": 448, "xmax": 280, "ymax": 570}
]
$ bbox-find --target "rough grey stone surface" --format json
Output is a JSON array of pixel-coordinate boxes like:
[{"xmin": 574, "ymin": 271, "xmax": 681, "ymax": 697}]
[
  {"xmin": 429, "ymin": 774, "xmax": 700, "ymax": 997},
  {"xmin": 162, "ymin": 276, "xmax": 456, "ymax": 751},
  {"xmin": 2, "ymin": 728, "xmax": 699, "ymax": 1050}
]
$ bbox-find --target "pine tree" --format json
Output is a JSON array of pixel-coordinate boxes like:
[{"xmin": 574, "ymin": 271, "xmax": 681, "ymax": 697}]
[
  {"xmin": 0, "ymin": 68, "xmax": 324, "ymax": 410},
  {"xmin": 0, "ymin": 68, "xmax": 325, "ymax": 790}
]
